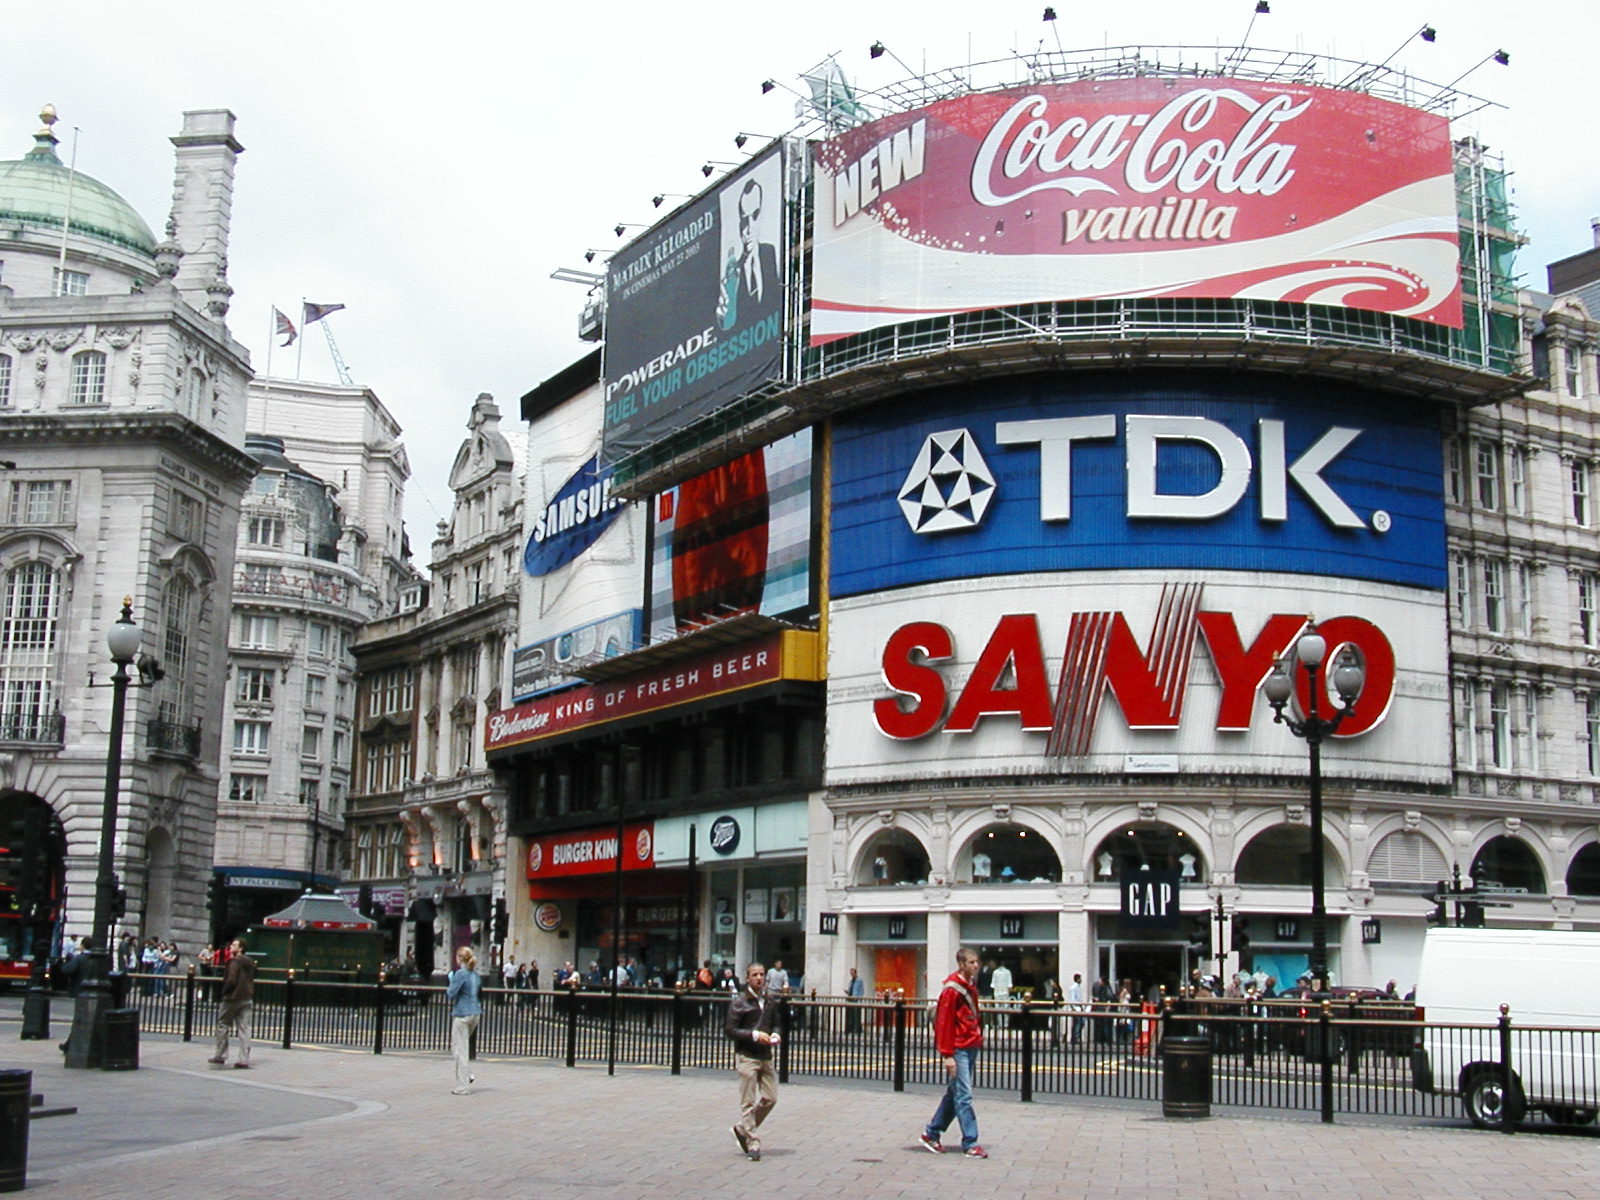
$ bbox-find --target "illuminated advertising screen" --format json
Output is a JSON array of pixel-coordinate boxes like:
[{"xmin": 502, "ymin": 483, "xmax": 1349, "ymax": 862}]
[
  {"xmin": 829, "ymin": 373, "xmax": 1444, "ymax": 597},
  {"xmin": 601, "ymin": 146, "xmax": 788, "ymax": 464},
  {"xmin": 648, "ymin": 428, "xmax": 813, "ymax": 641},
  {"xmin": 811, "ymin": 77, "xmax": 1460, "ymax": 344}
]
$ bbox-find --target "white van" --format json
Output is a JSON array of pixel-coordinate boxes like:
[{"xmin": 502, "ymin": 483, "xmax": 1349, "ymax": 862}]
[{"xmin": 1411, "ymin": 927, "xmax": 1600, "ymax": 1128}]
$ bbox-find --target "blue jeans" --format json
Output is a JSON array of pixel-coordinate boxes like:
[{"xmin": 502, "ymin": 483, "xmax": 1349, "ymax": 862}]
[{"xmin": 926, "ymin": 1046, "xmax": 980, "ymax": 1149}]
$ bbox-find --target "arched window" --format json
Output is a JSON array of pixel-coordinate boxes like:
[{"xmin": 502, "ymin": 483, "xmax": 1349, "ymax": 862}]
[
  {"xmin": 1366, "ymin": 830, "xmax": 1449, "ymax": 886},
  {"xmin": 70, "ymin": 351, "xmax": 107, "ymax": 406},
  {"xmin": 959, "ymin": 824, "xmax": 1061, "ymax": 884},
  {"xmin": 1235, "ymin": 825, "xmax": 1340, "ymax": 887},
  {"xmin": 1091, "ymin": 822, "xmax": 1205, "ymax": 883},
  {"xmin": 1471, "ymin": 836, "xmax": 1546, "ymax": 895},
  {"xmin": 1567, "ymin": 843, "xmax": 1600, "ymax": 898},
  {"xmin": 0, "ymin": 562, "xmax": 63, "ymax": 742},
  {"xmin": 855, "ymin": 829, "xmax": 931, "ymax": 886},
  {"xmin": 158, "ymin": 578, "xmax": 196, "ymax": 726}
]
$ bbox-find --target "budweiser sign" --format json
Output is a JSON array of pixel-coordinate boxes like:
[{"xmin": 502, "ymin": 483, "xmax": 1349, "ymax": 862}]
[{"xmin": 811, "ymin": 76, "xmax": 1461, "ymax": 344}]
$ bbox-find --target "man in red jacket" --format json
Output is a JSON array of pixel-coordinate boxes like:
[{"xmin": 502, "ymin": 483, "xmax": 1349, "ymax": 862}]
[{"xmin": 919, "ymin": 946, "xmax": 987, "ymax": 1158}]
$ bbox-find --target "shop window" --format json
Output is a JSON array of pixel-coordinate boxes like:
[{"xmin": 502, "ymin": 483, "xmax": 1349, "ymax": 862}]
[
  {"xmin": 1470, "ymin": 835, "xmax": 1545, "ymax": 895},
  {"xmin": 1091, "ymin": 822, "xmax": 1204, "ymax": 883},
  {"xmin": 1567, "ymin": 843, "xmax": 1600, "ymax": 898},
  {"xmin": 1234, "ymin": 825, "xmax": 1339, "ymax": 887},
  {"xmin": 958, "ymin": 823, "xmax": 1061, "ymax": 883},
  {"xmin": 855, "ymin": 829, "xmax": 932, "ymax": 886}
]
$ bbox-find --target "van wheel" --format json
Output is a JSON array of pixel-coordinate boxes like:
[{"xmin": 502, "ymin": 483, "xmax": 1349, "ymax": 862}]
[
  {"xmin": 1463, "ymin": 1068, "xmax": 1526, "ymax": 1129},
  {"xmin": 1546, "ymin": 1106, "xmax": 1598, "ymax": 1127}
]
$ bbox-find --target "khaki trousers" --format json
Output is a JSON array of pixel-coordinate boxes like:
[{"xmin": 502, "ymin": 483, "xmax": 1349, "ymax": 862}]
[
  {"xmin": 215, "ymin": 999, "xmax": 252, "ymax": 1064},
  {"xmin": 734, "ymin": 1052, "xmax": 778, "ymax": 1149}
]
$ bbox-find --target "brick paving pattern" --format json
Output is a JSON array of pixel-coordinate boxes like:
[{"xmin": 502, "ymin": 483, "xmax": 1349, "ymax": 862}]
[{"xmin": 8, "ymin": 1035, "xmax": 1595, "ymax": 1198}]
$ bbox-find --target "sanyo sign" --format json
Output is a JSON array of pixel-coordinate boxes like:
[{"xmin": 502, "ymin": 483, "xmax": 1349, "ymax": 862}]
[{"xmin": 831, "ymin": 378, "xmax": 1446, "ymax": 599}]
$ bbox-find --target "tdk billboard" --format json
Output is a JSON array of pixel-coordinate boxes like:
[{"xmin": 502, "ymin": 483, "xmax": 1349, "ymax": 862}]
[{"xmin": 830, "ymin": 372, "xmax": 1444, "ymax": 598}]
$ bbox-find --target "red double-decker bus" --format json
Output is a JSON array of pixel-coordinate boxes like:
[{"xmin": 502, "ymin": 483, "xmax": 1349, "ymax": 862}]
[{"xmin": 0, "ymin": 800, "xmax": 66, "ymax": 987}]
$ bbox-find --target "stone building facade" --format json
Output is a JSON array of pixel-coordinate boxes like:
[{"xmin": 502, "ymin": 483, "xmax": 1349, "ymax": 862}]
[{"xmin": 0, "ymin": 107, "xmax": 255, "ymax": 950}]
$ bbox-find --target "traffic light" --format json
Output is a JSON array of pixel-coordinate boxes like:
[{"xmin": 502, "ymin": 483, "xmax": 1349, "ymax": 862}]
[
  {"xmin": 1461, "ymin": 901, "xmax": 1486, "ymax": 928},
  {"xmin": 1231, "ymin": 914, "xmax": 1251, "ymax": 951},
  {"xmin": 494, "ymin": 898, "xmax": 509, "ymax": 943},
  {"xmin": 109, "ymin": 876, "xmax": 128, "ymax": 921},
  {"xmin": 1186, "ymin": 916, "xmax": 1209, "ymax": 956},
  {"xmin": 208, "ymin": 873, "xmax": 226, "ymax": 920},
  {"xmin": 1428, "ymin": 880, "xmax": 1449, "ymax": 926},
  {"xmin": 358, "ymin": 884, "xmax": 375, "ymax": 918}
]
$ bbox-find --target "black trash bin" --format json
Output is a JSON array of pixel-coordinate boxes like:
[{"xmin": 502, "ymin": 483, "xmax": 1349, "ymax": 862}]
[
  {"xmin": 1161, "ymin": 1035, "xmax": 1212, "ymax": 1118},
  {"xmin": 0, "ymin": 1068, "xmax": 31, "ymax": 1193},
  {"xmin": 102, "ymin": 1008, "xmax": 140, "ymax": 1071}
]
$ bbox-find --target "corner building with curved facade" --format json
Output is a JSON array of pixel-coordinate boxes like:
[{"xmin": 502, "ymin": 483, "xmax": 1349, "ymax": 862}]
[{"xmin": 497, "ymin": 50, "xmax": 1600, "ymax": 998}]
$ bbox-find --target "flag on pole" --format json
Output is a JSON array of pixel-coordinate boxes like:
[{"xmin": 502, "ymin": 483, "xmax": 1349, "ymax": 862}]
[
  {"xmin": 302, "ymin": 301, "xmax": 346, "ymax": 326},
  {"xmin": 273, "ymin": 307, "xmax": 297, "ymax": 347}
]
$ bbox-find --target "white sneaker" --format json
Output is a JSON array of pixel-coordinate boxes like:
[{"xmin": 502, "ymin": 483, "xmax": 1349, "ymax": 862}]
[{"xmin": 452, "ymin": 1087, "xmax": 471, "ymax": 1095}]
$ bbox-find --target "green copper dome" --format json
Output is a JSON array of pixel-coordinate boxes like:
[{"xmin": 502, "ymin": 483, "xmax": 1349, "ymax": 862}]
[{"xmin": 0, "ymin": 112, "xmax": 157, "ymax": 257}]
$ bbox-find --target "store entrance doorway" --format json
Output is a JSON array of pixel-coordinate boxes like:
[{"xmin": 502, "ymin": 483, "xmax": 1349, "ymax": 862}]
[{"xmin": 1104, "ymin": 943, "xmax": 1183, "ymax": 1000}]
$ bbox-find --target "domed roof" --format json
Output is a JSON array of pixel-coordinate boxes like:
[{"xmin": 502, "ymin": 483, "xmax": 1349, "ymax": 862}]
[{"xmin": 0, "ymin": 109, "xmax": 156, "ymax": 257}]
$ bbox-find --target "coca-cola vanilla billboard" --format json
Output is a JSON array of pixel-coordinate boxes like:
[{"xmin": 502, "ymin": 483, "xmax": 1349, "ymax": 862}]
[{"xmin": 810, "ymin": 76, "xmax": 1461, "ymax": 344}]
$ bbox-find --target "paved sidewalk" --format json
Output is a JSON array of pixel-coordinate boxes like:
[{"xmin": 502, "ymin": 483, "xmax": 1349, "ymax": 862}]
[{"xmin": 4, "ymin": 1033, "xmax": 1595, "ymax": 1198}]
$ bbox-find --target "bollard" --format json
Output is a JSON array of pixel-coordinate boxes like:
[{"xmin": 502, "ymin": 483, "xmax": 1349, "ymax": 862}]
[
  {"xmin": 1160, "ymin": 1035, "xmax": 1212, "ymax": 1118},
  {"xmin": 182, "ymin": 965, "xmax": 197, "ymax": 1043},
  {"xmin": 669, "ymin": 990, "xmax": 684, "ymax": 1076},
  {"xmin": 101, "ymin": 1008, "xmax": 140, "ymax": 1071},
  {"xmin": 0, "ymin": 1069, "xmax": 29, "ymax": 1193},
  {"xmin": 892, "ymin": 997, "xmax": 907, "ymax": 1093},
  {"xmin": 1020, "ymin": 999, "xmax": 1035, "ymax": 1102},
  {"xmin": 373, "ymin": 971, "xmax": 387, "ymax": 1055}
]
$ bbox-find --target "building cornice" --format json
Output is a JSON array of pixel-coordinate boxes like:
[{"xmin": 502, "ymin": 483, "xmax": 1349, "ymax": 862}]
[{"xmin": 0, "ymin": 410, "xmax": 259, "ymax": 483}]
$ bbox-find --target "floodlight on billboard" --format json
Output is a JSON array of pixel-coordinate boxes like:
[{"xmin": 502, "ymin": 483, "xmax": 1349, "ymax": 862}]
[
  {"xmin": 810, "ymin": 77, "xmax": 1461, "ymax": 345},
  {"xmin": 601, "ymin": 146, "xmax": 790, "ymax": 465}
]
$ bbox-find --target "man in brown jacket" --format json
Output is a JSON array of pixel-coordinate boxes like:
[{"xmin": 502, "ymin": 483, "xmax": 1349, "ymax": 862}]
[
  {"xmin": 207, "ymin": 937, "xmax": 257, "ymax": 1068},
  {"xmin": 725, "ymin": 962, "xmax": 781, "ymax": 1161}
]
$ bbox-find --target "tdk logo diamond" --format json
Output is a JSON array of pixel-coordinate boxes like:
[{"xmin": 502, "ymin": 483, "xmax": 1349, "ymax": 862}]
[{"xmin": 898, "ymin": 429, "xmax": 996, "ymax": 533}]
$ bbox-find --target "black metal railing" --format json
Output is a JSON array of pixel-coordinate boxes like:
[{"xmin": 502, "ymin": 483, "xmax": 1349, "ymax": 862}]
[
  {"xmin": 0, "ymin": 709, "xmax": 64, "ymax": 746},
  {"xmin": 147, "ymin": 718, "xmax": 202, "ymax": 757},
  {"xmin": 120, "ymin": 973, "xmax": 1598, "ymax": 1133}
]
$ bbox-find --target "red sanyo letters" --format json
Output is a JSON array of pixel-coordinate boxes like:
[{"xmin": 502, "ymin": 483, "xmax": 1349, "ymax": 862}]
[{"xmin": 873, "ymin": 610, "xmax": 1394, "ymax": 742}]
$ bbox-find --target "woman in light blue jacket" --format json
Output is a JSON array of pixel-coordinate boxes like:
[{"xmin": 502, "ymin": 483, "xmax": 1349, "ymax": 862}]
[{"xmin": 447, "ymin": 946, "xmax": 482, "ymax": 1094}]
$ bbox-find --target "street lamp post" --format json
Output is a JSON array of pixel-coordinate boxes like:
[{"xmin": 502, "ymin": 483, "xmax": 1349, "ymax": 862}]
[
  {"xmin": 1262, "ymin": 626, "xmax": 1365, "ymax": 994},
  {"xmin": 65, "ymin": 598, "xmax": 156, "ymax": 1069}
]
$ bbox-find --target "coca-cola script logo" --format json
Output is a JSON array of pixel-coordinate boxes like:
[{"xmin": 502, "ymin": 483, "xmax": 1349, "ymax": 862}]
[
  {"xmin": 810, "ymin": 75, "xmax": 1460, "ymax": 342},
  {"xmin": 970, "ymin": 88, "xmax": 1308, "ymax": 209}
]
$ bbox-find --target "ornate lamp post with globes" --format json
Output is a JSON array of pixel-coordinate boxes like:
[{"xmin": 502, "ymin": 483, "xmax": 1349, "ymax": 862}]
[
  {"xmin": 65, "ymin": 597, "xmax": 161, "ymax": 1069},
  {"xmin": 1261, "ymin": 624, "xmax": 1366, "ymax": 994}
]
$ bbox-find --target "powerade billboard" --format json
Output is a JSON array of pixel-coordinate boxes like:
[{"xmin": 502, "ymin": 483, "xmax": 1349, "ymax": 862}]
[
  {"xmin": 602, "ymin": 145, "xmax": 788, "ymax": 464},
  {"xmin": 829, "ymin": 373, "xmax": 1444, "ymax": 598},
  {"xmin": 811, "ymin": 76, "xmax": 1461, "ymax": 344}
]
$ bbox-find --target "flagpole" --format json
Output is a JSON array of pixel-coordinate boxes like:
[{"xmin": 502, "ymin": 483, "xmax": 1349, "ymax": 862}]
[
  {"xmin": 265, "ymin": 306, "xmax": 275, "ymax": 381},
  {"xmin": 295, "ymin": 298, "xmax": 305, "ymax": 380}
]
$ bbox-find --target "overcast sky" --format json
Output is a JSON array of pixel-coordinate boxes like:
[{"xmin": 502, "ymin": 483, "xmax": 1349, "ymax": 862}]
[{"xmin": 6, "ymin": 0, "xmax": 1595, "ymax": 544}]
